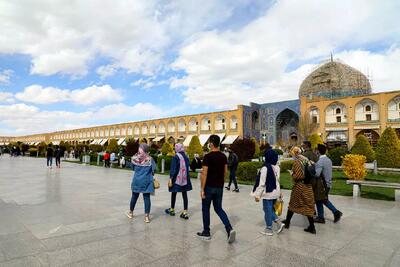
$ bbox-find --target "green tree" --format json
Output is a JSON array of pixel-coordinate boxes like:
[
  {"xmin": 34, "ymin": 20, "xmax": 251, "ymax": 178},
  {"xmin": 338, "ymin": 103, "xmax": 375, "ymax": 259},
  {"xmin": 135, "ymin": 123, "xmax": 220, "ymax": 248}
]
[
  {"xmin": 106, "ymin": 139, "xmax": 119, "ymax": 153},
  {"xmin": 125, "ymin": 138, "xmax": 139, "ymax": 156},
  {"xmin": 187, "ymin": 136, "xmax": 203, "ymax": 160},
  {"xmin": 351, "ymin": 135, "xmax": 375, "ymax": 162},
  {"xmin": 375, "ymin": 127, "xmax": 400, "ymax": 168},
  {"xmin": 161, "ymin": 142, "xmax": 174, "ymax": 156},
  {"xmin": 308, "ymin": 133, "xmax": 324, "ymax": 150},
  {"xmin": 230, "ymin": 138, "xmax": 255, "ymax": 162},
  {"xmin": 327, "ymin": 147, "xmax": 349, "ymax": 166},
  {"xmin": 251, "ymin": 137, "xmax": 260, "ymax": 158}
]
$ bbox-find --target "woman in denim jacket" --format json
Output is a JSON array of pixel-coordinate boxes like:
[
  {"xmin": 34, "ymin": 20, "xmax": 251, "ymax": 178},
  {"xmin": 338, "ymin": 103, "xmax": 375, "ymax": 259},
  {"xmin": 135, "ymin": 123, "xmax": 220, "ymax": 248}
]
[{"xmin": 126, "ymin": 144, "xmax": 156, "ymax": 223}]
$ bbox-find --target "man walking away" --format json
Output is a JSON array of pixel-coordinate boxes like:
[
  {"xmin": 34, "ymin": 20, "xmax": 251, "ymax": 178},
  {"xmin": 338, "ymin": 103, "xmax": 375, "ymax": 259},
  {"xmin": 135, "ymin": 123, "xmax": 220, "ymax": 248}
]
[
  {"xmin": 225, "ymin": 150, "xmax": 239, "ymax": 192},
  {"xmin": 197, "ymin": 135, "xmax": 236, "ymax": 243},
  {"xmin": 314, "ymin": 144, "xmax": 343, "ymax": 223},
  {"xmin": 46, "ymin": 145, "xmax": 54, "ymax": 168},
  {"xmin": 55, "ymin": 146, "xmax": 62, "ymax": 168},
  {"xmin": 302, "ymin": 141, "xmax": 318, "ymax": 163}
]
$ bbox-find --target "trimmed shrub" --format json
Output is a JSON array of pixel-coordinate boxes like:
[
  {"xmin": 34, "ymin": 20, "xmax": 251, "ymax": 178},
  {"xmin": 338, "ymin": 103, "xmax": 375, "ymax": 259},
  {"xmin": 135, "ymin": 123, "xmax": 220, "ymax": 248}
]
[
  {"xmin": 157, "ymin": 155, "xmax": 173, "ymax": 171},
  {"xmin": 236, "ymin": 161, "xmax": 263, "ymax": 182},
  {"xmin": 327, "ymin": 147, "xmax": 349, "ymax": 166},
  {"xmin": 375, "ymin": 127, "xmax": 400, "ymax": 168},
  {"xmin": 89, "ymin": 144, "xmax": 103, "ymax": 152},
  {"xmin": 343, "ymin": 154, "xmax": 366, "ymax": 180},
  {"xmin": 161, "ymin": 142, "xmax": 174, "ymax": 156},
  {"xmin": 309, "ymin": 133, "xmax": 324, "ymax": 150},
  {"xmin": 280, "ymin": 160, "xmax": 294, "ymax": 173},
  {"xmin": 273, "ymin": 149, "xmax": 283, "ymax": 155},
  {"xmin": 106, "ymin": 139, "xmax": 119, "ymax": 153},
  {"xmin": 28, "ymin": 148, "xmax": 38, "ymax": 157},
  {"xmin": 187, "ymin": 136, "xmax": 203, "ymax": 160},
  {"xmin": 230, "ymin": 138, "xmax": 255, "ymax": 162},
  {"xmin": 351, "ymin": 135, "xmax": 375, "ymax": 162},
  {"xmin": 251, "ymin": 137, "xmax": 260, "ymax": 157},
  {"xmin": 150, "ymin": 143, "xmax": 159, "ymax": 155}
]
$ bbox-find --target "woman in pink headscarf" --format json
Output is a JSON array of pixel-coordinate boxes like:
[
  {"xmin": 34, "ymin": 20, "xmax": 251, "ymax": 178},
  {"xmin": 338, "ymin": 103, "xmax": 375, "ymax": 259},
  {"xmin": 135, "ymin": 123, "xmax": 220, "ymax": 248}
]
[{"xmin": 165, "ymin": 143, "xmax": 192, "ymax": 219}]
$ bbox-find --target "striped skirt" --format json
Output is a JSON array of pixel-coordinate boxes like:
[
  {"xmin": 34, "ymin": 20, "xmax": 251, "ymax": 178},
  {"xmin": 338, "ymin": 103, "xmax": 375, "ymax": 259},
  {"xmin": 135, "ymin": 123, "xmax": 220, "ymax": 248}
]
[{"xmin": 288, "ymin": 182, "xmax": 315, "ymax": 216}]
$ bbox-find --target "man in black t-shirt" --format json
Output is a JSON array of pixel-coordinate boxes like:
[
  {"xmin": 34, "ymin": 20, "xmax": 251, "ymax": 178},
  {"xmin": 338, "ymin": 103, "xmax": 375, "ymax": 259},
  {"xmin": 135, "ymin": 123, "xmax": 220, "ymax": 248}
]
[
  {"xmin": 46, "ymin": 145, "xmax": 54, "ymax": 168},
  {"xmin": 197, "ymin": 135, "xmax": 236, "ymax": 243}
]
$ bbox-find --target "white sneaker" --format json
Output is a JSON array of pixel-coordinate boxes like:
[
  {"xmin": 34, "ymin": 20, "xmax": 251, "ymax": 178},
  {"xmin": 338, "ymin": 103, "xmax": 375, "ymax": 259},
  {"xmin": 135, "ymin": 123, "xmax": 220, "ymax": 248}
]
[
  {"xmin": 260, "ymin": 228, "xmax": 273, "ymax": 236},
  {"xmin": 275, "ymin": 221, "xmax": 285, "ymax": 234},
  {"xmin": 125, "ymin": 211, "xmax": 133, "ymax": 219},
  {"xmin": 144, "ymin": 215, "xmax": 150, "ymax": 223},
  {"xmin": 227, "ymin": 229, "xmax": 236, "ymax": 243}
]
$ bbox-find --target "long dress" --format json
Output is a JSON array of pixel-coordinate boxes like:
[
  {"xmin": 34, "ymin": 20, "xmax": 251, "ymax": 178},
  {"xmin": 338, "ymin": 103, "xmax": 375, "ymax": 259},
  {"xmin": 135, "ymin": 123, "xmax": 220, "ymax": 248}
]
[{"xmin": 288, "ymin": 155, "xmax": 315, "ymax": 216}]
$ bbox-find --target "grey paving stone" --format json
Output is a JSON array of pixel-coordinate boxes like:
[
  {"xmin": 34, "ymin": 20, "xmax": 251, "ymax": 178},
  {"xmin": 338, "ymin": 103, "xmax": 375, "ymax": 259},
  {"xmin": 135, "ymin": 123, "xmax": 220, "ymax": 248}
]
[{"xmin": 0, "ymin": 156, "xmax": 400, "ymax": 266}]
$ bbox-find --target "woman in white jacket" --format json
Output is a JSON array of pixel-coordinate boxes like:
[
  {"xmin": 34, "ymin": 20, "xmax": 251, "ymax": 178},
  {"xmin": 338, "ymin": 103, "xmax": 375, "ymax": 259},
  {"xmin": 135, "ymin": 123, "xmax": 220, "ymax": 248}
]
[{"xmin": 252, "ymin": 148, "xmax": 284, "ymax": 236}]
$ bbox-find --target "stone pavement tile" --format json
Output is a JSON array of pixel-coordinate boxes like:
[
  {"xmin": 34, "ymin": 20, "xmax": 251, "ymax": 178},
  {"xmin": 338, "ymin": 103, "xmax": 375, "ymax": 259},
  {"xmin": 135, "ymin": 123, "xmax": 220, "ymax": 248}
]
[
  {"xmin": 41, "ymin": 223, "xmax": 144, "ymax": 252},
  {"xmin": 326, "ymin": 249, "xmax": 387, "ymax": 267},
  {"xmin": 0, "ymin": 250, "xmax": 5, "ymax": 262},
  {"xmin": 66, "ymin": 248, "xmax": 153, "ymax": 267},
  {"xmin": 139, "ymin": 250, "xmax": 210, "ymax": 267},
  {"xmin": 388, "ymin": 252, "xmax": 400, "ymax": 267},
  {"xmin": 24, "ymin": 221, "xmax": 76, "ymax": 240},
  {"xmin": 0, "ymin": 255, "xmax": 43, "ymax": 267},
  {"xmin": 239, "ymin": 245, "xmax": 325, "ymax": 267},
  {"xmin": 0, "ymin": 231, "xmax": 46, "ymax": 261},
  {"xmin": 0, "ymin": 219, "xmax": 27, "ymax": 236},
  {"xmin": 67, "ymin": 217, "xmax": 127, "ymax": 233}
]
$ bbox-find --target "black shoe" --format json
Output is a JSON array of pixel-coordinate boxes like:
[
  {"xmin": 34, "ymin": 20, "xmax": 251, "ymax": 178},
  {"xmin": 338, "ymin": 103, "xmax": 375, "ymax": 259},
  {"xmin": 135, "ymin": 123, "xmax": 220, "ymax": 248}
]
[
  {"xmin": 304, "ymin": 226, "xmax": 316, "ymax": 234},
  {"xmin": 334, "ymin": 211, "xmax": 343, "ymax": 223},
  {"xmin": 165, "ymin": 208, "xmax": 175, "ymax": 216},
  {"xmin": 180, "ymin": 212, "xmax": 189, "ymax": 220},
  {"xmin": 314, "ymin": 217, "xmax": 325, "ymax": 224},
  {"xmin": 197, "ymin": 231, "xmax": 211, "ymax": 240},
  {"xmin": 225, "ymin": 186, "xmax": 230, "ymax": 191},
  {"xmin": 282, "ymin": 220, "xmax": 290, "ymax": 229},
  {"xmin": 233, "ymin": 188, "xmax": 240, "ymax": 193}
]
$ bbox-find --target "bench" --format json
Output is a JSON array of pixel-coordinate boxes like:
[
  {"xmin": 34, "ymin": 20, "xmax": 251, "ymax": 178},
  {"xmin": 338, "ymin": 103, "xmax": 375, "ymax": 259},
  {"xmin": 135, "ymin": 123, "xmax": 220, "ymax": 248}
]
[{"xmin": 347, "ymin": 180, "xmax": 400, "ymax": 201}]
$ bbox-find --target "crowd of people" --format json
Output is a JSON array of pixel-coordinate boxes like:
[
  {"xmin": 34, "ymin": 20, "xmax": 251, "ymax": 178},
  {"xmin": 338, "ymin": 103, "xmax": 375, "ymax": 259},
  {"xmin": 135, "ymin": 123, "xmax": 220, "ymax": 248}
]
[{"xmin": 125, "ymin": 135, "xmax": 342, "ymax": 243}]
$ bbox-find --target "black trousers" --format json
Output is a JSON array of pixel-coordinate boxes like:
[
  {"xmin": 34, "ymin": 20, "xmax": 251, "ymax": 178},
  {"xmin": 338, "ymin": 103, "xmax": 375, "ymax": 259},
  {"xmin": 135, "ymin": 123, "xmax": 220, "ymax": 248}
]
[{"xmin": 171, "ymin": 192, "xmax": 188, "ymax": 210}]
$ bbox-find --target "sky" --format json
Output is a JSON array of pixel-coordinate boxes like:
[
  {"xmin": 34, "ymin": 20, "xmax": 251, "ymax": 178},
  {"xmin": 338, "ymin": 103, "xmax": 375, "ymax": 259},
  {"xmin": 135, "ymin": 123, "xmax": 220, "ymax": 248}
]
[{"xmin": 0, "ymin": 0, "xmax": 400, "ymax": 136}]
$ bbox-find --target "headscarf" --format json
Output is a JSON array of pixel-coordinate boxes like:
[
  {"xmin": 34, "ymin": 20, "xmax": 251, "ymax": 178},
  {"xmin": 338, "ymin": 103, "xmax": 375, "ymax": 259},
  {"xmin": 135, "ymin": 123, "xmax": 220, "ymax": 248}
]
[
  {"xmin": 264, "ymin": 148, "xmax": 278, "ymax": 193},
  {"xmin": 131, "ymin": 143, "xmax": 152, "ymax": 166},
  {"xmin": 175, "ymin": 143, "xmax": 185, "ymax": 153},
  {"xmin": 174, "ymin": 143, "xmax": 187, "ymax": 186}
]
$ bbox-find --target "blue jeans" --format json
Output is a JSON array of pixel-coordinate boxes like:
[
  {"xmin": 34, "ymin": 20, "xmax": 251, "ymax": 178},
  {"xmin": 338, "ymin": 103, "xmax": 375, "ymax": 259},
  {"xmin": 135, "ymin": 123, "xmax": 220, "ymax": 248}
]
[
  {"xmin": 202, "ymin": 187, "xmax": 232, "ymax": 234},
  {"xmin": 228, "ymin": 169, "xmax": 238, "ymax": 189},
  {"xmin": 263, "ymin": 199, "xmax": 278, "ymax": 229},
  {"xmin": 316, "ymin": 188, "xmax": 338, "ymax": 219},
  {"xmin": 47, "ymin": 156, "xmax": 52, "ymax": 166},
  {"xmin": 130, "ymin": 192, "xmax": 151, "ymax": 214}
]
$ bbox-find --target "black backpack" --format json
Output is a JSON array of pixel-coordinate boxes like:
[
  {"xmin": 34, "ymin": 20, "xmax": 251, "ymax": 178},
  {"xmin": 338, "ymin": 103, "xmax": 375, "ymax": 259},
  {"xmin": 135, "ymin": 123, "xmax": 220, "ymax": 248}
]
[{"xmin": 303, "ymin": 161, "xmax": 315, "ymax": 184}]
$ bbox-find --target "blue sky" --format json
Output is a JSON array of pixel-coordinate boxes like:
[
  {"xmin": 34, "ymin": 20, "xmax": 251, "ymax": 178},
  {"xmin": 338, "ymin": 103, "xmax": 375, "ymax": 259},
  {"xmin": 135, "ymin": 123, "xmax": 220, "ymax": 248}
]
[{"xmin": 0, "ymin": 0, "xmax": 399, "ymax": 136}]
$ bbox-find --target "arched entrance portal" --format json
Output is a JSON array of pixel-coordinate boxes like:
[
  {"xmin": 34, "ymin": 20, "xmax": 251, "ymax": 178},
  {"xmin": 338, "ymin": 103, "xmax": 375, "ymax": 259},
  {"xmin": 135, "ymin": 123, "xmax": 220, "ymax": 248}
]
[
  {"xmin": 276, "ymin": 109, "xmax": 299, "ymax": 145},
  {"xmin": 357, "ymin": 129, "xmax": 380, "ymax": 147}
]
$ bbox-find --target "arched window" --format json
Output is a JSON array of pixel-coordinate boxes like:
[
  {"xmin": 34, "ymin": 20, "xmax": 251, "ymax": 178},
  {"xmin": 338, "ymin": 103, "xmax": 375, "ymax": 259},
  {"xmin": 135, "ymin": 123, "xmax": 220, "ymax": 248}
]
[
  {"xmin": 150, "ymin": 124, "xmax": 156, "ymax": 134},
  {"xmin": 168, "ymin": 121, "xmax": 175, "ymax": 133},
  {"xmin": 336, "ymin": 108, "xmax": 341, "ymax": 114},
  {"xmin": 141, "ymin": 124, "xmax": 148, "ymax": 135},
  {"xmin": 189, "ymin": 118, "xmax": 198, "ymax": 132},
  {"xmin": 365, "ymin": 105, "xmax": 371, "ymax": 112},
  {"xmin": 178, "ymin": 119, "xmax": 186, "ymax": 132},
  {"xmin": 158, "ymin": 122, "xmax": 166, "ymax": 134},
  {"xmin": 230, "ymin": 116, "xmax": 238, "ymax": 130},
  {"xmin": 127, "ymin": 126, "xmax": 133, "ymax": 136},
  {"xmin": 215, "ymin": 115, "xmax": 226, "ymax": 131},
  {"xmin": 201, "ymin": 117, "xmax": 211, "ymax": 131}
]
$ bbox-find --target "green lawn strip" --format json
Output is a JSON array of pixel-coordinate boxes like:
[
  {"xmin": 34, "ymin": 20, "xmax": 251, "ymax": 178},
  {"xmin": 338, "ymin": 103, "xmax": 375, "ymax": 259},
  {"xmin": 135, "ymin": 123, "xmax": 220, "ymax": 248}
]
[{"xmin": 64, "ymin": 160, "xmax": 398, "ymax": 201}]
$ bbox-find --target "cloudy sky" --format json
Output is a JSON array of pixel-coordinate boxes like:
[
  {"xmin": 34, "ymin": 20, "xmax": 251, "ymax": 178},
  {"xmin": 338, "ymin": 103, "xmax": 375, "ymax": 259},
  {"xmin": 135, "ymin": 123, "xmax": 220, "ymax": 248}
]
[{"xmin": 0, "ymin": 0, "xmax": 399, "ymax": 136}]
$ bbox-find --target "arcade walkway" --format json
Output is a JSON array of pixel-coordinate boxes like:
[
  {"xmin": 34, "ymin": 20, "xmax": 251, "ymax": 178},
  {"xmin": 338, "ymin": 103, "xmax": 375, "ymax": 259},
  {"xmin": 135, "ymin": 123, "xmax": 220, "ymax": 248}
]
[{"xmin": 0, "ymin": 156, "xmax": 399, "ymax": 266}]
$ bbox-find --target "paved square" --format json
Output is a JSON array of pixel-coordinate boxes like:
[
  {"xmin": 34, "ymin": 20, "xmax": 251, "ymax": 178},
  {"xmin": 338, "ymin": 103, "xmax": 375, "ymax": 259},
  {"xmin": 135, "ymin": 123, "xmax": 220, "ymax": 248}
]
[{"xmin": 0, "ymin": 156, "xmax": 399, "ymax": 266}]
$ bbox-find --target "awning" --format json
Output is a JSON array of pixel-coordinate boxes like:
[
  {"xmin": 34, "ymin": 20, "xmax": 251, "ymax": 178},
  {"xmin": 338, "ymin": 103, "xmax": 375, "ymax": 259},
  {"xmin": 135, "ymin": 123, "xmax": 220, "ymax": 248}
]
[
  {"xmin": 222, "ymin": 135, "xmax": 239, "ymax": 145},
  {"xmin": 99, "ymin": 139, "xmax": 108, "ymax": 146},
  {"xmin": 121, "ymin": 140, "xmax": 127, "ymax": 146},
  {"xmin": 199, "ymin": 134, "xmax": 211, "ymax": 146},
  {"xmin": 34, "ymin": 142, "xmax": 40, "ymax": 146},
  {"xmin": 90, "ymin": 139, "xmax": 98, "ymax": 145},
  {"xmin": 117, "ymin": 138, "xmax": 126, "ymax": 145},
  {"xmin": 52, "ymin": 141, "xmax": 60, "ymax": 145},
  {"xmin": 183, "ymin": 135, "xmax": 194, "ymax": 147},
  {"xmin": 153, "ymin": 136, "xmax": 165, "ymax": 142},
  {"xmin": 354, "ymin": 125, "xmax": 380, "ymax": 130},
  {"xmin": 216, "ymin": 133, "xmax": 225, "ymax": 142}
]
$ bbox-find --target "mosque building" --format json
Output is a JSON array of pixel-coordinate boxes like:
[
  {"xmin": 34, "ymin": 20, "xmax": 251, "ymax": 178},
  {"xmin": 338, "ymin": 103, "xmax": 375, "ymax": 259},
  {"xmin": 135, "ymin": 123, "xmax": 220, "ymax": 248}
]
[{"xmin": 1, "ymin": 59, "xmax": 400, "ymax": 148}]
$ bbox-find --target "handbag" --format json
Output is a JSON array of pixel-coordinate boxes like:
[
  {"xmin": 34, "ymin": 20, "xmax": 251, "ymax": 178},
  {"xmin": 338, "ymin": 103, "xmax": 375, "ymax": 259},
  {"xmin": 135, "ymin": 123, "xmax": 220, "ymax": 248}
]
[
  {"xmin": 274, "ymin": 197, "xmax": 283, "ymax": 216},
  {"xmin": 153, "ymin": 178, "xmax": 160, "ymax": 189}
]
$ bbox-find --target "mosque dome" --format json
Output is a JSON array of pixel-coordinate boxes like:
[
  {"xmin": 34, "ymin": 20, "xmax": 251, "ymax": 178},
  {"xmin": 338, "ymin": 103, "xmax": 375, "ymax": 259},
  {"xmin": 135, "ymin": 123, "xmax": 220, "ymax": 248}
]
[{"xmin": 299, "ymin": 60, "xmax": 371, "ymax": 99}]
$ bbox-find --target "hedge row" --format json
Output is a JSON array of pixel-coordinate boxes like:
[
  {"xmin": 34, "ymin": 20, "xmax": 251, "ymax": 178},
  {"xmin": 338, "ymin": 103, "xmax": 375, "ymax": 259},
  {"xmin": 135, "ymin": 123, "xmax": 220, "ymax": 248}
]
[
  {"xmin": 156, "ymin": 155, "xmax": 173, "ymax": 172},
  {"xmin": 235, "ymin": 160, "xmax": 294, "ymax": 182}
]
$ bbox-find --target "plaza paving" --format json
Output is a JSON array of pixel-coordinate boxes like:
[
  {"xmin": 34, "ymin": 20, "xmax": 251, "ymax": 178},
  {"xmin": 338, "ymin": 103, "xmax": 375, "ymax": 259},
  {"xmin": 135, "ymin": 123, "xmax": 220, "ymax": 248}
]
[{"xmin": 0, "ymin": 156, "xmax": 399, "ymax": 267}]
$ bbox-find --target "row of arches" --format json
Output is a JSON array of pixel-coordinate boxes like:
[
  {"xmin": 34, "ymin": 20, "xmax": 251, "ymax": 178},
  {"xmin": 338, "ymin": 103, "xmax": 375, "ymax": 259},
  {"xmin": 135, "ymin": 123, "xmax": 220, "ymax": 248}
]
[
  {"xmin": 51, "ymin": 115, "xmax": 238, "ymax": 140},
  {"xmin": 309, "ymin": 96, "xmax": 400, "ymax": 124}
]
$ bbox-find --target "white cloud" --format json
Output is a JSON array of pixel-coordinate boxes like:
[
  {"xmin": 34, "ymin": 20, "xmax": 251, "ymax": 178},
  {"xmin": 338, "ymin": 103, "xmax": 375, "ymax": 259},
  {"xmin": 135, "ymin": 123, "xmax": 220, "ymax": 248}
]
[
  {"xmin": 0, "ymin": 0, "xmax": 267, "ymax": 78},
  {"xmin": 0, "ymin": 92, "xmax": 14, "ymax": 103},
  {"xmin": 172, "ymin": 0, "xmax": 400, "ymax": 108},
  {"xmin": 0, "ymin": 102, "xmax": 166, "ymax": 135},
  {"xmin": 15, "ymin": 84, "xmax": 122, "ymax": 105},
  {"xmin": 96, "ymin": 65, "xmax": 117, "ymax": 80},
  {"xmin": 0, "ymin": 69, "xmax": 13, "ymax": 84}
]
